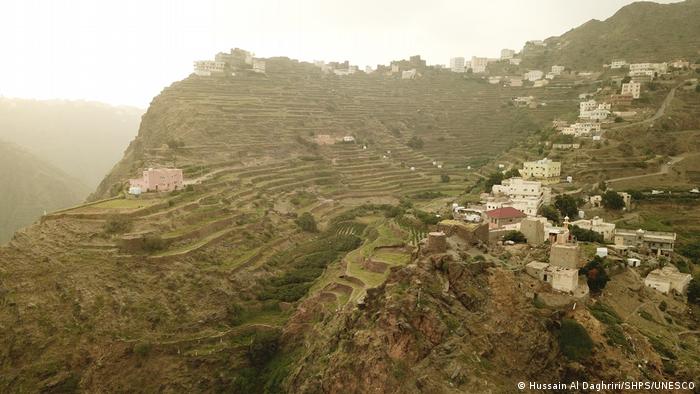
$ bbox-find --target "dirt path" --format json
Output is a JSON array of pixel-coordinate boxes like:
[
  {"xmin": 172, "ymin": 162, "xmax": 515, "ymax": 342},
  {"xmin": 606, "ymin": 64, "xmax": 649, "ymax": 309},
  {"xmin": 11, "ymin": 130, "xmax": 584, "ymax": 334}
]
[
  {"xmin": 606, "ymin": 155, "xmax": 685, "ymax": 184},
  {"xmin": 610, "ymin": 82, "xmax": 680, "ymax": 131}
]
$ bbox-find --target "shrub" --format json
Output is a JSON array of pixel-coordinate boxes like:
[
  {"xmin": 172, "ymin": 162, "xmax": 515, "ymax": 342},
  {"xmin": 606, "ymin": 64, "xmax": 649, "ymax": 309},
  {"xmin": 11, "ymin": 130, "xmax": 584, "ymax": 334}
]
[
  {"xmin": 414, "ymin": 210, "xmax": 440, "ymax": 225},
  {"xmin": 103, "ymin": 216, "xmax": 132, "ymax": 234},
  {"xmin": 687, "ymin": 278, "xmax": 700, "ymax": 305},
  {"xmin": 247, "ymin": 329, "xmax": 281, "ymax": 367},
  {"xmin": 167, "ymin": 138, "xmax": 185, "ymax": 149},
  {"xmin": 406, "ymin": 136, "xmax": 424, "ymax": 149},
  {"xmin": 678, "ymin": 241, "xmax": 700, "ymax": 263},
  {"xmin": 142, "ymin": 235, "xmax": 166, "ymax": 253},
  {"xmin": 133, "ymin": 342, "xmax": 152, "ymax": 358},
  {"xmin": 557, "ymin": 318, "xmax": 593, "ymax": 361},
  {"xmin": 440, "ymin": 174, "xmax": 450, "ymax": 183},
  {"xmin": 589, "ymin": 302, "xmax": 621, "ymax": 325},
  {"xmin": 295, "ymin": 212, "xmax": 318, "ymax": 232},
  {"xmin": 503, "ymin": 231, "xmax": 527, "ymax": 243},
  {"xmin": 485, "ymin": 172, "xmax": 505, "ymax": 192}
]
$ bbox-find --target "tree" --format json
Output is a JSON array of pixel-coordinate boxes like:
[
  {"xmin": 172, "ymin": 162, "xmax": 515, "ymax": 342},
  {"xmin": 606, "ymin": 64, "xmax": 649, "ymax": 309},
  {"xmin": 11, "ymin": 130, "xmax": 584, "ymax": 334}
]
[
  {"xmin": 602, "ymin": 190, "xmax": 625, "ymax": 210},
  {"xmin": 554, "ymin": 194, "xmax": 579, "ymax": 219},
  {"xmin": 688, "ymin": 278, "xmax": 700, "ymax": 305},
  {"xmin": 539, "ymin": 204, "xmax": 561, "ymax": 223},
  {"xmin": 440, "ymin": 174, "xmax": 450, "ymax": 183},
  {"xmin": 679, "ymin": 241, "xmax": 700, "ymax": 263},
  {"xmin": 295, "ymin": 212, "xmax": 318, "ymax": 232},
  {"xmin": 504, "ymin": 168, "xmax": 521, "ymax": 178},
  {"xmin": 696, "ymin": 84, "xmax": 700, "ymax": 93},
  {"xmin": 621, "ymin": 76, "xmax": 631, "ymax": 84},
  {"xmin": 503, "ymin": 231, "xmax": 527, "ymax": 243},
  {"xmin": 580, "ymin": 256, "xmax": 609, "ymax": 295},
  {"xmin": 484, "ymin": 172, "xmax": 505, "ymax": 192},
  {"xmin": 570, "ymin": 225, "xmax": 603, "ymax": 243}
]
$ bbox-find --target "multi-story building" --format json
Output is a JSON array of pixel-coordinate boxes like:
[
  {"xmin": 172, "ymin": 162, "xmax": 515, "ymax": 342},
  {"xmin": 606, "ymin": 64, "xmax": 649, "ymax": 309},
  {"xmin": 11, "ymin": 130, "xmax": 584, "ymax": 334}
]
[
  {"xmin": 500, "ymin": 48, "xmax": 515, "ymax": 60},
  {"xmin": 614, "ymin": 228, "xmax": 676, "ymax": 256},
  {"xmin": 402, "ymin": 69, "xmax": 417, "ymax": 79},
  {"xmin": 561, "ymin": 122, "xmax": 601, "ymax": 137},
  {"xmin": 611, "ymin": 60, "xmax": 628, "ymax": 69},
  {"xmin": 621, "ymin": 81, "xmax": 641, "ymax": 99},
  {"xmin": 252, "ymin": 59, "xmax": 266, "ymax": 73},
  {"xmin": 449, "ymin": 57, "xmax": 465, "ymax": 73},
  {"xmin": 521, "ymin": 158, "xmax": 561, "ymax": 180},
  {"xmin": 551, "ymin": 65, "xmax": 565, "ymax": 75},
  {"xmin": 470, "ymin": 56, "xmax": 489, "ymax": 73},
  {"xmin": 509, "ymin": 58, "xmax": 522, "ymax": 65},
  {"xmin": 525, "ymin": 70, "xmax": 544, "ymax": 81},
  {"xmin": 129, "ymin": 168, "xmax": 184, "ymax": 193},
  {"xmin": 629, "ymin": 62, "xmax": 668, "ymax": 77},
  {"xmin": 193, "ymin": 60, "xmax": 226, "ymax": 76},
  {"xmin": 490, "ymin": 177, "xmax": 549, "ymax": 216}
]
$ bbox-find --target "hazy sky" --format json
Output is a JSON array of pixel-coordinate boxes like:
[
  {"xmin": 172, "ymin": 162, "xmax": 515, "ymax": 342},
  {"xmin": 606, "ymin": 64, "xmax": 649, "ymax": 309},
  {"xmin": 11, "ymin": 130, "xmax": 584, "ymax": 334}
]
[{"xmin": 0, "ymin": 0, "xmax": 681, "ymax": 107}]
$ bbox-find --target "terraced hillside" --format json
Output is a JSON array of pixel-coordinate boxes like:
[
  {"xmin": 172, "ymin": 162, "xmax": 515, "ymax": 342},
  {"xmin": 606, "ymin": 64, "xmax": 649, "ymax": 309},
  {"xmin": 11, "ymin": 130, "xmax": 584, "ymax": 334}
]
[
  {"xmin": 94, "ymin": 57, "xmax": 580, "ymax": 199},
  {"xmin": 0, "ymin": 56, "xmax": 587, "ymax": 391}
]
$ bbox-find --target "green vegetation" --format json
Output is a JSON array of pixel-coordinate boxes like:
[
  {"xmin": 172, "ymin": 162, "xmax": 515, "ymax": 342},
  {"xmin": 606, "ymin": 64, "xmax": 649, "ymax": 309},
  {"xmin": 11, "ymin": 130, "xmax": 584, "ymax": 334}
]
[
  {"xmin": 678, "ymin": 241, "xmax": 700, "ymax": 263},
  {"xmin": 557, "ymin": 319, "xmax": 593, "ymax": 361},
  {"xmin": 589, "ymin": 302, "xmax": 621, "ymax": 325},
  {"xmin": 554, "ymin": 194, "xmax": 580, "ymax": 219},
  {"xmin": 295, "ymin": 212, "xmax": 318, "ymax": 232},
  {"xmin": 580, "ymin": 256, "xmax": 609, "ymax": 295},
  {"xmin": 167, "ymin": 138, "xmax": 185, "ymax": 149},
  {"xmin": 539, "ymin": 204, "xmax": 561, "ymax": 223},
  {"xmin": 570, "ymin": 225, "xmax": 604, "ymax": 243},
  {"xmin": 406, "ymin": 135, "xmax": 424, "ymax": 149},
  {"xmin": 440, "ymin": 174, "xmax": 450, "ymax": 183},
  {"xmin": 259, "ymin": 233, "xmax": 361, "ymax": 302},
  {"xmin": 688, "ymin": 278, "xmax": 700, "ymax": 305},
  {"xmin": 602, "ymin": 191, "xmax": 625, "ymax": 210},
  {"xmin": 103, "ymin": 216, "xmax": 132, "ymax": 234},
  {"xmin": 503, "ymin": 231, "xmax": 526, "ymax": 243}
]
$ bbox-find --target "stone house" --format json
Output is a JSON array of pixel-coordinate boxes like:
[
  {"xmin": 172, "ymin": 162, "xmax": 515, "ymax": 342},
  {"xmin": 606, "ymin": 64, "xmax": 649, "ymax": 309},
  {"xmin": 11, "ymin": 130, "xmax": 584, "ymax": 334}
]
[
  {"xmin": 129, "ymin": 168, "xmax": 183, "ymax": 193},
  {"xmin": 644, "ymin": 265, "xmax": 692, "ymax": 295}
]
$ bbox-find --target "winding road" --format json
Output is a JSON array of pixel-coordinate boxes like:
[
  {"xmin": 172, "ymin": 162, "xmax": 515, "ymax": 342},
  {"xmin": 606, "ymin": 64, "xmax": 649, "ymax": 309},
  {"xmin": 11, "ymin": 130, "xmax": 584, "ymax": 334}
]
[
  {"xmin": 610, "ymin": 81, "xmax": 681, "ymax": 131},
  {"xmin": 606, "ymin": 154, "xmax": 685, "ymax": 185}
]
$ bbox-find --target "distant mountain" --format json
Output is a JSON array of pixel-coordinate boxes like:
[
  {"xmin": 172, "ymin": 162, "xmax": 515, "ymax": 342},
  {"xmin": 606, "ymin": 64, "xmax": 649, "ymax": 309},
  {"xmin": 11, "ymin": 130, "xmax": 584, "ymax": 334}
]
[
  {"xmin": 0, "ymin": 141, "xmax": 90, "ymax": 243},
  {"xmin": 522, "ymin": 0, "xmax": 700, "ymax": 69},
  {"xmin": 0, "ymin": 98, "xmax": 143, "ymax": 190}
]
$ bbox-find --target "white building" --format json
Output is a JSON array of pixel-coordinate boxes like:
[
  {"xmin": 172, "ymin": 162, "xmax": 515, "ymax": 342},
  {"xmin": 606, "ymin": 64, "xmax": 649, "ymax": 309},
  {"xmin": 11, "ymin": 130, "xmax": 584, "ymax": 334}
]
[
  {"xmin": 525, "ymin": 261, "xmax": 579, "ymax": 293},
  {"xmin": 490, "ymin": 177, "xmax": 549, "ymax": 216},
  {"xmin": 579, "ymin": 100, "xmax": 598, "ymax": 117},
  {"xmin": 500, "ymin": 49, "xmax": 515, "ymax": 60},
  {"xmin": 621, "ymin": 81, "xmax": 641, "ymax": 99},
  {"xmin": 611, "ymin": 60, "xmax": 628, "ymax": 69},
  {"xmin": 629, "ymin": 62, "xmax": 668, "ymax": 76},
  {"xmin": 580, "ymin": 100, "xmax": 611, "ymax": 120},
  {"xmin": 508, "ymin": 76, "xmax": 523, "ymax": 87},
  {"xmin": 571, "ymin": 216, "xmax": 616, "ymax": 241},
  {"xmin": 509, "ymin": 58, "xmax": 522, "ymax": 66},
  {"xmin": 644, "ymin": 266, "xmax": 692, "ymax": 295},
  {"xmin": 551, "ymin": 65, "xmax": 565, "ymax": 75},
  {"xmin": 521, "ymin": 158, "xmax": 561, "ymax": 180},
  {"xmin": 402, "ymin": 69, "xmax": 418, "ymax": 79},
  {"xmin": 193, "ymin": 60, "xmax": 226, "ymax": 76},
  {"xmin": 450, "ymin": 57, "xmax": 466, "ymax": 73},
  {"xmin": 252, "ymin": 59, "xmax": 266, "ymax": 73},
  {"xmin": 561, "ymin": 122, "xmax": 601, "ymax": 137},
  {"xmin": 525, "ymin": 70, "xmax": 544, "ymax": 81},
  {"xmin": 471, "ymin": 56, "xmax": 489, "ymax": 73}
]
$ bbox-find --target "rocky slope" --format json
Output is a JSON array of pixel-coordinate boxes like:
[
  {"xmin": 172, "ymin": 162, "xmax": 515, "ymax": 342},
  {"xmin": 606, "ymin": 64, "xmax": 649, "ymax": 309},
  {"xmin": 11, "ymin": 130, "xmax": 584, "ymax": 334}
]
[
  {"xmin": 0, "ymin": 141, "xmax": 89, "ymax": 243},
  {"xmin": 522, "ymin": 0, "xmax": 700, "ymax": 69}
]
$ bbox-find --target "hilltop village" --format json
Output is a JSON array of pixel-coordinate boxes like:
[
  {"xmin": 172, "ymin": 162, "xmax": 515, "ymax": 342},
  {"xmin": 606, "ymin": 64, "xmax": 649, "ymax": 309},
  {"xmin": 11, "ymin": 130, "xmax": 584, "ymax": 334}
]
[{"xmin": 3, "ymin": 14, "xmax": 700, "ymax": 390}]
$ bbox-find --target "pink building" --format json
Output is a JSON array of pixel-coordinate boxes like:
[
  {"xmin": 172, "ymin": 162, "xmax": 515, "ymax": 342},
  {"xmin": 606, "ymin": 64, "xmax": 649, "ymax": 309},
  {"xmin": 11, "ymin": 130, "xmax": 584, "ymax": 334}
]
[{"xmin": 129, "ymin": 168, "xmax": 183, "ymax": 192}]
